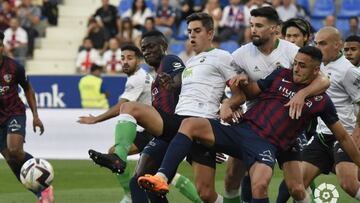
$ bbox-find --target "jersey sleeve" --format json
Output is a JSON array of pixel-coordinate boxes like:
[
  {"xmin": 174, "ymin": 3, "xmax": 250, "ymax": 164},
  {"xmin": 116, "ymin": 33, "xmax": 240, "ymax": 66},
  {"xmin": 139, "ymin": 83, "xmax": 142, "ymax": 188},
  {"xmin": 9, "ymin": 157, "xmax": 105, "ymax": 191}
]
[
  {"xmin": 231, "ymin": 47, "xmax": 248, "ymax": 73},
  {"xmin": 218, "ymin": 51, "xmax": 238, "ymax": 82},
  {"xmin": 318, "ymin": 97, "xmax": 339, "ymax": 126},
  {"xmin": 120, "ymin": 74, "xmax": 145, "ymax": 101},
  {"xmin": 15, "ymin": 62, "xmax": 29, "ymax": 89},
  {"xmin": 257, "ymin": 67, "xmax": 284, "ymax": 91},
  {"xmin": 161, "ymin": 55, "xmax": 185, "ymax": 77},
  {"xmin": 342, "ymin": 66, "xmax": 360, "ymax": 103}
]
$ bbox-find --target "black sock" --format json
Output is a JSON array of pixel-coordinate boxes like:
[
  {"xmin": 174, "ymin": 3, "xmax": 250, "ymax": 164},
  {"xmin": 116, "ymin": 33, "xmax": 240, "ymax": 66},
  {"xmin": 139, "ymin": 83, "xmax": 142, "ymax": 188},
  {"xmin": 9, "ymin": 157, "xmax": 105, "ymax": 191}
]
[
  {"xmin": 276, "ymin": 180, "xmax": 290, "ymax": 203},
  {"xmin": 251, "ymin": 198, "xmax": 269, "ymax": 203},
  {"xmin": 241, "ymin": 175, "xmax": 252, "ymax": 202},
  {"xmin": 148, "ymin": 191, "xmax": 169, "ymax": 203},
  {"xmin": 129, "ymin": 176, "xmax": 148, "ymax": 203}
]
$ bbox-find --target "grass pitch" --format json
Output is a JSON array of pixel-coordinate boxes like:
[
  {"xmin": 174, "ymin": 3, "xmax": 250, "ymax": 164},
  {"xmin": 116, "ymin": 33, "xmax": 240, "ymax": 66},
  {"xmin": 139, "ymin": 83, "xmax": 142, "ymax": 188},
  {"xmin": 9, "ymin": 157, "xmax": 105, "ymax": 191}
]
[{"xmin": 0, "ymin": 160, "xmax": 356, "ymax": 203}]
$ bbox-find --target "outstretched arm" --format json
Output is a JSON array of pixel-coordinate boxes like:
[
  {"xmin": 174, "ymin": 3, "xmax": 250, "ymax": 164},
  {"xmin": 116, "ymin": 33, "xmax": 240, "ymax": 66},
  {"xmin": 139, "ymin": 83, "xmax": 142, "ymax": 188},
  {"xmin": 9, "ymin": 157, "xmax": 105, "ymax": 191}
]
[
  {"xmin": 286, "ymin": 71, "xmax": 330, "ymax": 119},
  {"xmin": 24, "ymin": 82, "xmax": 44, "ymax": 135}
]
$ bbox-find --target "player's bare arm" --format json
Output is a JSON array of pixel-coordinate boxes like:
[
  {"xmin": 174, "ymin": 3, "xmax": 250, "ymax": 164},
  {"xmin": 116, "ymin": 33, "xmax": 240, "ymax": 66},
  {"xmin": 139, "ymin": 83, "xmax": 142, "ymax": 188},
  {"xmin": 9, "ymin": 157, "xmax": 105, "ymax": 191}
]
[
  {"xmin": 77, "ymin": 98, "xmax": 129, "ymax": 124},
  {"xmin": 24, "ymin": 82, "xmax": 44, "ymax": 135},
  {"xmin": 352, "ymin": 101, "xmax": 360, "ymax": 147},
  {"xmin": 329, "ymin": 121, "xmax": 360, "ymax": 167},
  {"xmin": 285, "ymin": 71, "xmax": 330, "ymax": 119},
  {"xmin": 220, "ymin": 81, "xmax": 246, "ymax": 123},
  {"xmin": 158, "ymin": 71, "xmax": 182, "ymax": 90}
]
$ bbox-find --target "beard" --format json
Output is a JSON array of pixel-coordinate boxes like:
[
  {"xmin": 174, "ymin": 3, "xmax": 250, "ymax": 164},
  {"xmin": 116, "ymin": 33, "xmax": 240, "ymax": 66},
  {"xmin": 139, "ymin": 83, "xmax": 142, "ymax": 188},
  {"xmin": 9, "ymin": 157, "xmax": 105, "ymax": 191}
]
[{"xmin": 251, "ymin": 36, "xmax": 268, "ymax": 47}]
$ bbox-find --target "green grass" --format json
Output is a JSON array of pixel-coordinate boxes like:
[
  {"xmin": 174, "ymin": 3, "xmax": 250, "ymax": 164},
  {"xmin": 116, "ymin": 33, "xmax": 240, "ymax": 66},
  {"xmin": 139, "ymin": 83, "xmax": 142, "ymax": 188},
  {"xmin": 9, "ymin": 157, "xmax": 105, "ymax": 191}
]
[{"xmin": 0, "ymin": 160, "xmax": 357, "ymax": 203}]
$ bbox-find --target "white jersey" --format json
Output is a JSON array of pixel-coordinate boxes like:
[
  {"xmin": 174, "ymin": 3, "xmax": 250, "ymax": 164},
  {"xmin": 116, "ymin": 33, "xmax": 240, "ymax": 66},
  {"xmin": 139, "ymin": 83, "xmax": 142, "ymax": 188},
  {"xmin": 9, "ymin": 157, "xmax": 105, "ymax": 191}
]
[
  {"xmin": 175, "ymin": 48, "xmax": 239, "ymax": 119},
  {"xmin": 232, "ymin": 39, "xmax": 299, "ymax": 108},
  {"xmin": 317, "ymin": 55, "xmax": 360, "ymax": 134},
  {"xmin": 120, "ymin": 68, "xmax": 153, "ymax": 105}
]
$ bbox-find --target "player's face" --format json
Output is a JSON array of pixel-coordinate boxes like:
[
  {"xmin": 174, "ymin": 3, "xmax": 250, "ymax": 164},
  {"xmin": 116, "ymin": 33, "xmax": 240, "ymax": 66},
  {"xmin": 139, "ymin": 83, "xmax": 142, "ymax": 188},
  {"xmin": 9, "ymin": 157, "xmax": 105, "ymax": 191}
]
[
  {"xmin": 121, "ymin": 50, "xmax": 139, "ymax": 75},
  {"xmin": 344, "ymin": 41, "xmax": 360, "ymax": 66},
  {"xmin": 314, "ymin": 32, "xmax": 341, "ymax": 64},
  {"xmin": 285, "ymin": 26, "xmax": 307, "ymax": 47},
  {"xmin": 187, "ymin": 20, "xmax": 213, "ymax": 54},
  {"xmin": 292, "ymin": 52, "xmax": 319, "ymax": 84},
  {"xmin": 141, "ymin": 36, "xmax": 165, "ymax": 67},
  {"xmin": 250, "ymin": 16, "xmax": 276, "ymax": 47}
]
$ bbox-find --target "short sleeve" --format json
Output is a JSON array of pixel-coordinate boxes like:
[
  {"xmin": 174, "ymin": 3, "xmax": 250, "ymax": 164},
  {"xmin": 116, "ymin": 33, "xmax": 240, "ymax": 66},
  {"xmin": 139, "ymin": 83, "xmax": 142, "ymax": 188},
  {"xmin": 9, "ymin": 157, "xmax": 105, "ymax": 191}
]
[
  {"xmin": 319, "ymin": 98, "xmax": 339, "ymax": 126},
  {"xmin": 217, "ymin": 51, "xmax": 238, "ymax": 82},
  {"xmin": 120, "ymin": 75, "xmax": 145, "ymax": 101},
  {"xmin": 161, "ymin": 55, "xmax": 185, "ymax": 77},
  {"xmin": 342, "ymin": 66, "xmax": 360, "ymax": 103},
  {"xmin": 257, "ymin": 67, "xmax": 284, "ymax": 91}
]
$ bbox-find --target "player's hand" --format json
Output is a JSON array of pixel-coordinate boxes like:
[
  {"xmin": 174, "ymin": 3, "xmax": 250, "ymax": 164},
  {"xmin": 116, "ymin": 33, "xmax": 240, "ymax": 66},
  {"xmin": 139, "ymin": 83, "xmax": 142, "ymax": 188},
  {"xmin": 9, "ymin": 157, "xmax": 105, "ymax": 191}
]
[
  {"xmin": 231, "ymin": 108, "xmax": 243, "ymax": 123},
  {"xmin": 158, "ymin": 72, "xmax": 172, "ymax": 89},
  {"xmin": 33, "ymin": 116, "xmax": 44, "ymax": 135},
  {"xmin": 215, "ymin": 153, "xmax": 227, "ymax": 164},
  {"xmin": 77, "ymin": 114, "xmax": 97, "ymax": 124},
  {"xmin": 229, "ymin": 73, "xmax": 248, "ymax": 87},
  {"xmin": 284, "ymin": 90, "xmax": 306, "ymax": 119},
  {"xmin": 220, "ymin": 103, "xmax": 233, "ymax": 123}
]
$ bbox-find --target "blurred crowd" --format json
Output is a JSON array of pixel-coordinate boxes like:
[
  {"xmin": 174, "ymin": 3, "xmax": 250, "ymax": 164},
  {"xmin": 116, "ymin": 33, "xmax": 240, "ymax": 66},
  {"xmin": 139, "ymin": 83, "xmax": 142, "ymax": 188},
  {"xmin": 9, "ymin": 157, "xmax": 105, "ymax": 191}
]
[{"xmin": 0, "ymin": 0, "xmax": 58, "ymax": 66}]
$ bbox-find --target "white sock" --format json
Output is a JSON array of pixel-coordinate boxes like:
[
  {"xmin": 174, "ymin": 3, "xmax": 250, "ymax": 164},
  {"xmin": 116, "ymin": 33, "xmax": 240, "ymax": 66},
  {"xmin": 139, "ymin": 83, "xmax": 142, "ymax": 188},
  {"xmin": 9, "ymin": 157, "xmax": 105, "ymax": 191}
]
[
  {"xmin": 295, "ymin": 190, "xmax": 311, "ymax": 203},
  {"xmin": 224, "ymin": 187, "xmax": 240, "ymax": 198},
  {"xmin": 155, "ymin": 172, "xmax": 168, "ymax": 183},
  {"xmin": 170, "ymin": 173, "xmax": 181, "ymax": 186},
  {"xmin": 214, "ymin": 194, "xmax": 223, "ymax": 203},
  {"xmin": 355, "ymin": 187, "xmax": 360, "ymax": 200}
]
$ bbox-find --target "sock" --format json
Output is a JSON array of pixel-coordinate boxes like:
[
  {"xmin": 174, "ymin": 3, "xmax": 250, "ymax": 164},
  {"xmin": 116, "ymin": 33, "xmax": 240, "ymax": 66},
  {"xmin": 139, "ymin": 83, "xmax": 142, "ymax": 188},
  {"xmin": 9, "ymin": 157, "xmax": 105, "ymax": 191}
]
[
  {"xmin": 224, "ymin": 188, "xmax": 241, "ymax": 203},
  {"xmin": 116, "ymin": 164, "xmax": 131, "ymax": 196},
  {"xmin": 171, "ymin": 173, "xmax": 202, "ymax": 203},
  {"xmin": 157, "ymin": 133, "xmax": 193, "ymax": 179},
  {"xmin": 355, "ymin": 187, "xmax": 360, "ymax": 200},
  {"xmin": 251, "ymin": 198, "xmax": 269, "ymax": 203},
  {"xmin": 241, "ymin": 175, "xmax": 252, "ymax": 202},
  {"xmin": 148, "ymin": 191, "xmax": 169, "ymax": 203},
  {"xmin": 215, "ymin": 194, "xmax": 224, "ymax": 203},
  {"xmin": 114, "ymin": 114, "xmax": 137, "ymax": 162},
  {"xmin": 129, "ymin": 176, "xmax": 148, "ymax": 203},
  {"xmin": 276, "ymin": 180, "xmax": 290, "ymax": 203}
]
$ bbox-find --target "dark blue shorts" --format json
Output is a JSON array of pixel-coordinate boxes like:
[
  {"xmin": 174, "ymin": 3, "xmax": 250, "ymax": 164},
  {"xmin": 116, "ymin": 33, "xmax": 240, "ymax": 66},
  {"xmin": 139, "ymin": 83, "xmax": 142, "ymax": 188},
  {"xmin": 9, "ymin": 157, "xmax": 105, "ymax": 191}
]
[
  {"xmin": 209, "ymin": 120, "xmax": 277, "ymax": 170},
  {"xmin": 0, "ymin": 115, "xmax": 26, "ymax": 151}
]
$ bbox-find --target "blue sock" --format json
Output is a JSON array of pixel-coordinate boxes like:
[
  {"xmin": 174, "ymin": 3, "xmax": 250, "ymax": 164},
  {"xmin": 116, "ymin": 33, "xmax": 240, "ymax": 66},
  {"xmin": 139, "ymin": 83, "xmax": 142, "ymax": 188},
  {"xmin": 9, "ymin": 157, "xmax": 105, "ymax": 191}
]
[
  {"xmin": 158, "ymin": 133, "xmax": 193, "ymax": 179},
  {"xmin": 241, "ymin": 175, "xmax": 252, "ymax": 202},
  {"xmin": 276, "ymin": 180, "xmax": 290, "ymax": 203},
  {"xmin": 129, "ymin": 176, "xmax": 148, "ymax": 203},
  {"xmin": 251, "ymin": 198, "xmax": 269, "ymax": 203},
  {"xmin": 148, "ymin": 192, "xmax": 169, "ymax": 203},
  {"xmin": 7, "ymin": 152, "xmax": 33, "ymax": 181}
]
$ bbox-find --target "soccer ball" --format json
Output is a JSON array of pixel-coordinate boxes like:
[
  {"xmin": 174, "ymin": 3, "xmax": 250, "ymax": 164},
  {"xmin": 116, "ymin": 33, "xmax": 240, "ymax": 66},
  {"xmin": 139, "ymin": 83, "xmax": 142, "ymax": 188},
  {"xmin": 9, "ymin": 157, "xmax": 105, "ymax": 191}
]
[{"xmin": 20, "ymin": 158, "xmax": 54, "ymax": 193}]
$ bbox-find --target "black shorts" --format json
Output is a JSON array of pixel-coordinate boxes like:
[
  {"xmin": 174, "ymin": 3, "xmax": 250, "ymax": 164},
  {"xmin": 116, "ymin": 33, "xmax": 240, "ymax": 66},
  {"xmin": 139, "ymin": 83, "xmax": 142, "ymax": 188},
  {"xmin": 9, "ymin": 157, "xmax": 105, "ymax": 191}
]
[
  {"xmin": 0, "ymin": 115, "xmax": 26, "ymax": 151},
  {"xmin": 157, "ymin": 109, "xmax": 188, "ymax": 142},
  {"xmin": 333, "ymin": 141, "xmax": 352, "ymax": 165},
  {"xmin": 277, "ymin": 143, "xmax": 302, "ymax": 169},
  {"xmin": 302, "ymin": 133, "xmax": 336, "ymax": 174},
  {"xmin": 133, "ymin": 131, "xmax": 154, "ymax": 152},
  {"xmin": 186, "ymin": 141, "xmax": 216, "ymax": 169}
]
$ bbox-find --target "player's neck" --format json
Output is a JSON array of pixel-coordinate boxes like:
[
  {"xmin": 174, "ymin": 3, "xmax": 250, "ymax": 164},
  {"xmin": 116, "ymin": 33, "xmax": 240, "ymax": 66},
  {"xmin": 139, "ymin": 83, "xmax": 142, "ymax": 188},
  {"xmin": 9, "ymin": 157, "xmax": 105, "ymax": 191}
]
[{"xmin": 258, "ymin": 38, "xmax": 279, "ymax": 55}]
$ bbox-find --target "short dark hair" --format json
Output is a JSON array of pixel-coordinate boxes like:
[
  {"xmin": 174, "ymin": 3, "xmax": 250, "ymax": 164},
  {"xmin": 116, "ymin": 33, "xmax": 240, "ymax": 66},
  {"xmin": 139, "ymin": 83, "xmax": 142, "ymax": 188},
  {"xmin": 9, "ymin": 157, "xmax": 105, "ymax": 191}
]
[
  {"xmin": 90, "ymin": 64, "xmax": 103, "ymax": 72},
  {"xmin": 345, "ymin": 35, "xmax": 360, "ymax": 43},
  {"xmin": 281, "ymin": 18, "xmax": 311, "ymax": 37},
  {"xmin": 186, "ymin": 12, "xmax": 214, "ymax": 31},
  {"xmin": 141, "ymin": 30, "xmax": 167, "ymax": 44},
  {"xmin": 250, "ymin": 7, "xmax": 280, "ymax": 24},
  {"xmin": 121, "ymin": 44, "xmax": 143, "ymax": 58},
  {"xmin": 349, "ymin": 16, "xmax": 359, "ymax": 23},
  {"xmin": 145, "ymin": 16, "xmax": 155, "ymax": 23},
  {"xmin": 298, "ymin": 46, "xmax": 323, "ymax": 63}
]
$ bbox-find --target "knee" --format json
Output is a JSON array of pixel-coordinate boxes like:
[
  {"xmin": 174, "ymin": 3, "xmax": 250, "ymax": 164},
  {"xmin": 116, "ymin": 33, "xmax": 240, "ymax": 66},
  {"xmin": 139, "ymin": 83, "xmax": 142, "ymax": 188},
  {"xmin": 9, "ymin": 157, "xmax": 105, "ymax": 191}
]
[
  {"xmin": 120, "ymin": 102, "xmax": 140, "ymax": 119},
  {"xmin": 224, "ymin": 172, "xmax": 241, "ymax": 192},
  {"xmin": 196, "ymin": 183, "xmax": 216, "ymax": 202},
  {"xmin": 251, "ymin": 180, "xmax": 269, "ymax": 198},
  {"xmin": 7, "ymin": 147, "xmax": 23, "ymax": 160},
  {"xmin": 179, "ymin": 118, "xmax": 196, "ymax": 135},
  {"xmin": 287, "ymin": 183, "xmax": 305, "ymax": 200}
]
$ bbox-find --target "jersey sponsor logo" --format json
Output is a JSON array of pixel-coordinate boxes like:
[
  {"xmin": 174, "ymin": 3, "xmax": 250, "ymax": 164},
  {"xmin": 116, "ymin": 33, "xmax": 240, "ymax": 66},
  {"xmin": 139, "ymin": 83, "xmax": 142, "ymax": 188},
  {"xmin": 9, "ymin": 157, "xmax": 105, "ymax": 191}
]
[
  {"xmin": 182, "ymin": 67, "xmax": 193, "ymax": 79},
  {"xmin": 3, "ymin": 74, "xmax": 12, "ymax": 83},
  {"xmin": 0, "ymin": 85, "xmax": 10, "ymax": 96},
  {"xmin": 278, "ymin": 86, "xmax": 313, "ymax": 107},
  {"xmin": 281, "ymin": 78, "xmax": 292, "ymax": 83},
  {"xmin": 172, "ymin": 62, "xmax": 183, "ymax": 69}
]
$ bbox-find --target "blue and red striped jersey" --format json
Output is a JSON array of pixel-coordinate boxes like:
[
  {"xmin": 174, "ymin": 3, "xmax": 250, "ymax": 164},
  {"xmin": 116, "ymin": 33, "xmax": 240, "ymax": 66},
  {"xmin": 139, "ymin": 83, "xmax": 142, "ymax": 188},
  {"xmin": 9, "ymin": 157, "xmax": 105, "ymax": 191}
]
[
  {"xmin": 152, "ymin": 55, "xmax": 185, "ymax": 114},
  {"xmin": 0, "ymin": 56, "xmax": 27, "ymax": 124},
  {"xmin": 243, "ymin": 68, "xmax": 339, "ymax": 150}
]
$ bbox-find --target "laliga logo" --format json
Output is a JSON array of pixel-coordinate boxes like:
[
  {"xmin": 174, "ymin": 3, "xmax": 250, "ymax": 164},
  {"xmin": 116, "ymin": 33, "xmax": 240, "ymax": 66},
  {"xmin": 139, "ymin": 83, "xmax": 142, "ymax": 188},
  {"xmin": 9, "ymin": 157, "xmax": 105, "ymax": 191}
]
[{"xmin": 314, "ymin": 183, "xmax": 339, "ymax": 203}]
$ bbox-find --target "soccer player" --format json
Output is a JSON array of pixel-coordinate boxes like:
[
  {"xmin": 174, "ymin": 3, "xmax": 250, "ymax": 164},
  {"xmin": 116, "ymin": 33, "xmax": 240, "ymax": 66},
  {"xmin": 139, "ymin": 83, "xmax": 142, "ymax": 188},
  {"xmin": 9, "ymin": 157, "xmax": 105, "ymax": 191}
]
[
  {"xmin": 80, "ymin": 37, "xmax": 202, "ymax": 203},
  {"xmin": 138, "ymin": 46, "xmax": 360, "ymax": 203},
  {"xmin": 344, "ymin": 35, "xmax": 360, "ymax": 67},
  {"xmin": 225, "ymin": 7, "xmax": 329, "ymax": 203},
  {"xmin": 301, "ymin": 27, "xmax": 360, "ymax": 201},
  {"xmin": 90, "ymin": 12, "xmax": 242, "ymax": 202},
  {"xmin": 0, "ymin": 32, "xmax": 53, "ymax": 202}
]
